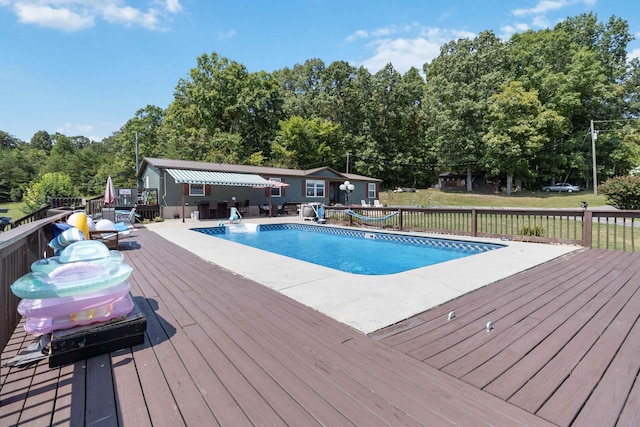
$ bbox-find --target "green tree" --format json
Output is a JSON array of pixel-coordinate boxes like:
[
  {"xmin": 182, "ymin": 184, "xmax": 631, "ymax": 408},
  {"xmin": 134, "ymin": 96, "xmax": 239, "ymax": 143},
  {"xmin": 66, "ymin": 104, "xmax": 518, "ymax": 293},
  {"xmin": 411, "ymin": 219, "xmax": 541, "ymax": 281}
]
[
  {"xmin": 0, "ymin": 130, "xmax": 22, "ymax": 149},
  {"xmin": 111, "ymin": 105, "xmax": 165, "ymax": 183},
  {"xmin": 271, "ymin": 116, "xmax": 340, "ymax": 169},
  {"xmin": 423, "ymin": 31, "xmax": 510, "ymax": 191},
  {"xmin": 30, "ymin": 130, "xmax": 52, "ymax": 153},
  {"xmin": 483, "ymin": 81, "xmax": 566, "ymax": 195},
  {"xmin": 161, "ymin": 52, "xmax": 283, "ymax": 163},
  {"xmin": 508, "ymin": 14, "xmax": 635, "ymax": 186},
  {"xmin": 22, "ymin": 172, "xmax": 77, "ymax": 212}
]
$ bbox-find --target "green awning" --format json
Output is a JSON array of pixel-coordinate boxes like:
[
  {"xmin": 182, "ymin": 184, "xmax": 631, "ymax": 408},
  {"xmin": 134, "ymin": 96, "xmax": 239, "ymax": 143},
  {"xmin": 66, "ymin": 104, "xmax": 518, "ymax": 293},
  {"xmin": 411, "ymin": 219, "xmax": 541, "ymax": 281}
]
[{"xmin": 166, "ymin": 169, "xmax": 274, "ymax": 187}]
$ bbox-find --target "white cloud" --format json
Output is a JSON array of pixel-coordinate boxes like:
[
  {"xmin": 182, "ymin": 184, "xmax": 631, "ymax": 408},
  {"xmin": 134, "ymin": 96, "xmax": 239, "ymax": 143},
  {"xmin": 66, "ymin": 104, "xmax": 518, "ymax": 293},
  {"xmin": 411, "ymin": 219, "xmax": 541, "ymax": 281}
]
[
  {"xmin": 360, "ymin": 37, "xmax": 441, "ymax": 74},
  {"xmin": 57, "ymin": 122, "xmax": 94, "ymax": 136},
  {"xmin": 511, "ymin": 0, "xmax": 596, "ymax": 18},
  {"xmin": 500, "ymin": 22, "xmax": 530, "ymax": 40},
  {"xmin": 217, "ymin": 28, "xmax": 236, "ymax": 40},
  {"xmin": 165, "ymin": 0, "xmax": 182, "ymax": 14},
  {"xmin": 14, "ymin": 3, "xmax": 93, "ymax": 32},
  {"xmin": 1, "ymin": 0, "xmax": 183, "ymax": 32},
  {"xmin": 346, "ymin": 29, "xmax": 368, "ymax": 42},
  {"xmin": 356, "ymin": 27, "xmax": 476, "ymax": 74},
  {"xmin": 629, "ymin": 47, "xmax": 640, "ymax": 61},
  {"xmin": 512, "ymin": 0, "xmax": 571, "ymax": 17}
]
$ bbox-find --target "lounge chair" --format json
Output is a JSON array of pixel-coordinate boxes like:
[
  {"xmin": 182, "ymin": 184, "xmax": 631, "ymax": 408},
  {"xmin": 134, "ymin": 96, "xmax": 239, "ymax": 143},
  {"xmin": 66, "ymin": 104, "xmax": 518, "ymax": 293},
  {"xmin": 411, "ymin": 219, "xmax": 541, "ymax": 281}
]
[
  {"xmin": 116, "ymin": 207, "xmax": 137, "ymax": 227},
  {"xmin": 361, "ymin": 200, "xmax": 370, "ymax": 207},
  {"xmin": 89, "ymin": 218, "xmax": 136, "ymax": 250},
  {"xmin": 373, "ymin": 200, "xmax": 382, "ymax": 207}
]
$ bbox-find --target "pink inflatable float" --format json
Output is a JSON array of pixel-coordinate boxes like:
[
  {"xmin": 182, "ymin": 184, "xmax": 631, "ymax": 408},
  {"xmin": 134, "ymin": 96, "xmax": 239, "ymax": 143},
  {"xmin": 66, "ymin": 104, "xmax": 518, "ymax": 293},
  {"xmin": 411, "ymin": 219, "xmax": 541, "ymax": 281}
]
[
  {"xmin": 18, "ymin": 280, "xmax": 131, "ymax": 318},
  {"xmin": 24, "ymin": 293, "xmax": 134, "ymax": 335}
]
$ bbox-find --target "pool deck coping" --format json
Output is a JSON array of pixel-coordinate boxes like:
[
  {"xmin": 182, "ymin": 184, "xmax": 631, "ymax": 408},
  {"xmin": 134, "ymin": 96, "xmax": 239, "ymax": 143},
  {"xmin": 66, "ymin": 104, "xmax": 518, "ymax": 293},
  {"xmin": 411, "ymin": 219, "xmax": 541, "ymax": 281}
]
[{"xmin": 145, "ymin": 216, "xmax": 580, "ymax": 333}]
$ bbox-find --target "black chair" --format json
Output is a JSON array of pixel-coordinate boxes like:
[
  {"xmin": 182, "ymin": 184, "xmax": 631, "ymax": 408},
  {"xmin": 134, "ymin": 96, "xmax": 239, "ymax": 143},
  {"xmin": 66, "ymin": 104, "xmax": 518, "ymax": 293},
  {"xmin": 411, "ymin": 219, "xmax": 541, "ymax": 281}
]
[{"xmin": 238, "ymin": 200, "xmax": 249, "ymax": 217}]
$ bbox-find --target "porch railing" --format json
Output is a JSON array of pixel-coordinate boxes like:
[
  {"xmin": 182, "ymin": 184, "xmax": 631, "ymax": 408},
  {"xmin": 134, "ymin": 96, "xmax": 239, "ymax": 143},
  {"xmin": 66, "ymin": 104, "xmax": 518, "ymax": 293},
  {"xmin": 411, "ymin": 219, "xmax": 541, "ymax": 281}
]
[
  {"xmin": 1, "ymin": 213, "xmax": 69, "ymax": 352},
  {"xmin": 325, "ymin": 206, "xmax": 640, "ymax": 251},
  {"xmin": 3, "ymin": 206, "xmax": 640, "ymax": 353}
]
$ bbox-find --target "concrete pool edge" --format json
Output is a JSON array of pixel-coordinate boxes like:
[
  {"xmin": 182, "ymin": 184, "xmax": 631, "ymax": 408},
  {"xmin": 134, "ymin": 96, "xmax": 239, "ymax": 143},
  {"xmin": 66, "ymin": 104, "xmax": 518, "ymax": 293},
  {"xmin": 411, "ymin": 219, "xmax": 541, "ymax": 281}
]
[{"xmin": 145, "ymin": 217, "xmax": 581, "ymax": 334}]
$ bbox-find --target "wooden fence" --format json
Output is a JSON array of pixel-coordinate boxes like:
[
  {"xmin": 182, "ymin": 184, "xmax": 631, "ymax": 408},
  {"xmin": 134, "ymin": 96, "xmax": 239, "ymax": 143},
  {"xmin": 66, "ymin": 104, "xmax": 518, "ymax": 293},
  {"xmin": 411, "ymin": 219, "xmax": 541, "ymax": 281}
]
[
  {"xmin": 326, "ymin": 206, "xmax": 640, "ymax": 251},
  {"xmin": 2, "ymin": 206, "xmax": 640, "ymax": 353},
  {"xmin": 0, "ymin": 213, "xmax": 69, "ymax": 353}
]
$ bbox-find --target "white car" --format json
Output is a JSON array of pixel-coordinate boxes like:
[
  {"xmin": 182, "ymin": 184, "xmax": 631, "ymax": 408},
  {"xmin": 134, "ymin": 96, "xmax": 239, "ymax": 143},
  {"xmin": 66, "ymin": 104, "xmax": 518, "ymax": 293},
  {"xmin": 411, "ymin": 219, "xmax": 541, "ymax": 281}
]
[{"xmin": 543, "ymin": 183, "xmax": 580, "ymax": 192}]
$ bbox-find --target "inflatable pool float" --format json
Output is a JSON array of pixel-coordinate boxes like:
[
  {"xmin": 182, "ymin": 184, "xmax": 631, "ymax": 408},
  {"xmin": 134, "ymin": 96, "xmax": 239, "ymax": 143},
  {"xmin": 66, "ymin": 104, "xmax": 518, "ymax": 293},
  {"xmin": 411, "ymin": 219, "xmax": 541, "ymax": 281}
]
[
  {"xmin": 66, "ymin": 211, "xmax": 90, "ymax": 239},
  {"xmin": 31, "ymin": 240, "xmax": 124, "ymax": 274},
  {"xmin": 18, "ymin": 280, "xmax": 131, "ymax": 318},
  {"xmin": 24, "ymin": 292, "xmax": 134, "ymax": 335},
  {"xmin": 48, "ymin": 227, "xmax": 85, "ymax": 253},
  {"xmin": 11, "ymin": 260, "xmax": 133, "ymax": 299}
]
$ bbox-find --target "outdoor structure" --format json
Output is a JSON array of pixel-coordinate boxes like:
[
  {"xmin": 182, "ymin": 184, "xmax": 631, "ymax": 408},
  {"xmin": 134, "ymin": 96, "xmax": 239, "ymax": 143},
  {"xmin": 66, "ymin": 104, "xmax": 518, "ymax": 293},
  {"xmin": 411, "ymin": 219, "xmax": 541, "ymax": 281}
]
[{"xmin": 138, "ymin": 157, "xmax": 382, "ymax": 219}]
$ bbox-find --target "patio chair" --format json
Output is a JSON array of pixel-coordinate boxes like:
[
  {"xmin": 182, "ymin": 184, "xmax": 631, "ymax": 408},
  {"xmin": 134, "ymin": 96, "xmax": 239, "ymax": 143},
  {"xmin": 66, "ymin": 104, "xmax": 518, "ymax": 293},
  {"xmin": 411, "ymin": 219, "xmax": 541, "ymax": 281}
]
[
  {"xmin": 238, "ymin": 199, "xmax": 249, "ymax": 217},
  {"xmin": 361, "ymin": 200, "xmax": 370, "ymax": 207},
  {"xmin": 373, "ymin": 200, "xmax": 382, "ymax": 207},
  {"xmin": 89, "ymin": 220, "xmax": 137, "ymax": 250},
  {"xmin": 116, "ymin": 207, "xmax": 137, "ymax": 227}
]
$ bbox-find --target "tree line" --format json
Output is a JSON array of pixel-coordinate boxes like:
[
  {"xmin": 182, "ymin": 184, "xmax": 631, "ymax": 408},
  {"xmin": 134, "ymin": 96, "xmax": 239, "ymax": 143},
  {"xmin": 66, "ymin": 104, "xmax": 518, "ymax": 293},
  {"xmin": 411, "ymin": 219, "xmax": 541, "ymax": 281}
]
[{"xmin": 2, "ymin": 13, "xmax": 639, "ymax": 209}]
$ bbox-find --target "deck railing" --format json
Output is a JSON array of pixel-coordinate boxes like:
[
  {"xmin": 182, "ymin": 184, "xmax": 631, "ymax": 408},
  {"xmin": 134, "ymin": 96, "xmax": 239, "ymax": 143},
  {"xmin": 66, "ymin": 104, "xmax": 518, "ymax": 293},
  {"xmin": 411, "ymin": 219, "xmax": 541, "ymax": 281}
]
[
  {"xmin": 0, "ymin": 213, "xmax": 69, "ymax": 352},
  {"xmin": 2, "ymin": 206, "xmax": 640, "ymax": 353},
  {"xmin": 326, "ymin": 206, "xmax": 640, "ymax": 251}
]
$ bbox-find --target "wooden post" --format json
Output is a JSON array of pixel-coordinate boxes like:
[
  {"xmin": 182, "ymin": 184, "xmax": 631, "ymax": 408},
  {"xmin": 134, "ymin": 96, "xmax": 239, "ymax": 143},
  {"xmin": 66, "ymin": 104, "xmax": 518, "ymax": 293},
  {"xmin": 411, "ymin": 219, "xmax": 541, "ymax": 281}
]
[
  {"xmin": 471, "ymin": 209, "xmax": 477, "ymax": 237},
  {"xmin": 582, "ymin": 210, "xmax": 593, "ymax": 248}
]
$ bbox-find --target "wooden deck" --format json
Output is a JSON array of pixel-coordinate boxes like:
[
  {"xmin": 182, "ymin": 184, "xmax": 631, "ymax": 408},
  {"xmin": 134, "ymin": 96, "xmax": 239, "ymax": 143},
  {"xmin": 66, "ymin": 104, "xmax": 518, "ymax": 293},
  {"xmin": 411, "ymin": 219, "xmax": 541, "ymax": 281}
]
[
  {"xmin": 1, "ymin": 227, "xmax": 638, "ymax": 426},
  {"xmin": 372, "ymin": 248, "xmax": 640, "ymax": 426}
]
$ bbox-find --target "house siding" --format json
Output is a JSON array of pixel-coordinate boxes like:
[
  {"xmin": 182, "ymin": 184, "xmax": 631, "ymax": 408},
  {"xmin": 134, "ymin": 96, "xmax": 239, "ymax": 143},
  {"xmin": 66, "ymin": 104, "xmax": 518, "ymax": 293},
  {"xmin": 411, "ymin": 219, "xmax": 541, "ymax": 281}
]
[{"xmin": 138, "ymin": 158, "xmax": 381, "ymax": 218}]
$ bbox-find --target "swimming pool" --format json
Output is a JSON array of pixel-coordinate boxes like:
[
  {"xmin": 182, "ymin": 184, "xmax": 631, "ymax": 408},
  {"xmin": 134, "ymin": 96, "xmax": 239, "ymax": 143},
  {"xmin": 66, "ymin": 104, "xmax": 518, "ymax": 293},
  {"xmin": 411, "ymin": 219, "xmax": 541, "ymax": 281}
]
[{"xmin": 194, "ymin": 224, "xmax": 504, "ymax": 275}]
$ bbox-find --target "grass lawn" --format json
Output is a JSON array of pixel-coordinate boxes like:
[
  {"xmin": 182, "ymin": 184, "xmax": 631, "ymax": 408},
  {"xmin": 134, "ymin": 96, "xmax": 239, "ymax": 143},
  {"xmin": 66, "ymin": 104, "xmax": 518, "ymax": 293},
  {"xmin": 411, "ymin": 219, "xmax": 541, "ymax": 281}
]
[
  {"xmin": 0, "ymin": 202, "xmax": 26, "ymax": 221},
  {"xmin": 378, "ymin": 189, "xmax": 609, "ymax": 209}
]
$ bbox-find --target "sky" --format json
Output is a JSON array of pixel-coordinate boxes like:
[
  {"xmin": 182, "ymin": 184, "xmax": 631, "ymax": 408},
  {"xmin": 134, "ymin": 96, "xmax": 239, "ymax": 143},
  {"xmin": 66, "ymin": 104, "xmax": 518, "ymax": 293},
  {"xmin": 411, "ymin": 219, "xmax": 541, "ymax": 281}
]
[{"xmin": 1, "ymin": 0, "xmax": 639, "ymax": 143}]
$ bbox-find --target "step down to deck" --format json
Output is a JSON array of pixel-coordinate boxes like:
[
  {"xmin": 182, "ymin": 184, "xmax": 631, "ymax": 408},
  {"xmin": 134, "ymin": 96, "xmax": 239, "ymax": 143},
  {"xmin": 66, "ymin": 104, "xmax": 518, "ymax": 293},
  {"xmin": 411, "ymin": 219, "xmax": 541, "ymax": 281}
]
[{"xmin": 227, "ymin": 223, "xmax": 259, "ymax": 233}]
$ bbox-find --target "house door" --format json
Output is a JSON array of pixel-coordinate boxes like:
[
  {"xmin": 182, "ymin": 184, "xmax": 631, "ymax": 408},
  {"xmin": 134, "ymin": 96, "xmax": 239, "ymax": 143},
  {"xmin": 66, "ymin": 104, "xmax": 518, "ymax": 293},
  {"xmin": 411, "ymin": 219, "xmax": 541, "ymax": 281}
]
[{"xmin": 330, "ymin": 182, "xmax": 338, "ymax": 205}]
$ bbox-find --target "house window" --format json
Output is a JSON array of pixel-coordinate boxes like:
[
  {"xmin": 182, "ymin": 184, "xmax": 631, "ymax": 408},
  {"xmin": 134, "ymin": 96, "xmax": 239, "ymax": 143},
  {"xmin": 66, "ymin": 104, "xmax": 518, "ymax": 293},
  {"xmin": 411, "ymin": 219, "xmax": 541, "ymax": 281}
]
[
  {"xmin": 368, "ymin": 183, "xmax": 376, "ymax": 199},
  {"xmin": 306, "ymin": 180, "xmax": 325, "ymax": 197},
  {"xmin": 270, "ymin": 177, "xmax": 282, "ymax": 198},
  {"xmin": 189, "ymin": 183, "xmax": 205, "ymax": 196}
]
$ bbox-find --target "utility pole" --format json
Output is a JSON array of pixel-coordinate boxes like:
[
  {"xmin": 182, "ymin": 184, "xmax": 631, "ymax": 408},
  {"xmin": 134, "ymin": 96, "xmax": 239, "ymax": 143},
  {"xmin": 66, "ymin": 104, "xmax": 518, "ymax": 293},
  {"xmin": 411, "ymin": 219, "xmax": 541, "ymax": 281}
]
[
  {"xmin": 346, "ymin": 152, "xmax": 350, "ymax": 174},
  {"xmin": 590, "ymin": 120, "xmax": 597, "ymax": 196},
  {"xmin": 135, "ymin": 132, "xmax": 140, "ymax": 176}
]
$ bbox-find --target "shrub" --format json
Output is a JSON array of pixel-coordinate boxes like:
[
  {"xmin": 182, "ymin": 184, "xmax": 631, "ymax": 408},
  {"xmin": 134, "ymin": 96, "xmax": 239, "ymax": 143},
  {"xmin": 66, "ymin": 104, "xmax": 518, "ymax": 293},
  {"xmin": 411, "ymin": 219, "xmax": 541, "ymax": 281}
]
[
  {"xmin": 598, "ymin": 176, "xmax": 640, "ymax": 210},
  {"xmin": 520, "ymin": 226, "xmax": 544, "ymax": 236},
  {"xmin": 22, "ymin": 172, "xmax": 77, "ymax": 212}
]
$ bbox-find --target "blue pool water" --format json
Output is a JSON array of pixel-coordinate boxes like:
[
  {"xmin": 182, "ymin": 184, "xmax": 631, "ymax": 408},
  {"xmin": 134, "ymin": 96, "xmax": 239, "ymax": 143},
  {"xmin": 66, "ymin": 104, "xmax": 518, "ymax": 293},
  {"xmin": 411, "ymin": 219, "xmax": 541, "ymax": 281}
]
[{"xmin": 194, "ymin": 224, "xmax": 504, "ymax": 275}]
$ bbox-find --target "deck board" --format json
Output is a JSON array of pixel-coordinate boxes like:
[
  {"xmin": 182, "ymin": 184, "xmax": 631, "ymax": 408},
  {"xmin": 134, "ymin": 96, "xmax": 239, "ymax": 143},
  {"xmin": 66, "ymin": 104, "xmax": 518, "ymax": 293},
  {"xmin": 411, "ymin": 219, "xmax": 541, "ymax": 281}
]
[
  {"xmin": 374, "ymin": 248, "xmax": 640, "ymax": 426},
  {"xmin": 3, "ymin": 226, "xmax": 639, "ymax": 426}
]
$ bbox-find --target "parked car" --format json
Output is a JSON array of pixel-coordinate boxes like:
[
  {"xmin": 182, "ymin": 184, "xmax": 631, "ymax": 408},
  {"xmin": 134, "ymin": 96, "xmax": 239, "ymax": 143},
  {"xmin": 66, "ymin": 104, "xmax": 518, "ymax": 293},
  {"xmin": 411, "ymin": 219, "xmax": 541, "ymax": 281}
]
[{"xmin": 542, "ymin": 183, "xmax": 580, "ymax": 192}]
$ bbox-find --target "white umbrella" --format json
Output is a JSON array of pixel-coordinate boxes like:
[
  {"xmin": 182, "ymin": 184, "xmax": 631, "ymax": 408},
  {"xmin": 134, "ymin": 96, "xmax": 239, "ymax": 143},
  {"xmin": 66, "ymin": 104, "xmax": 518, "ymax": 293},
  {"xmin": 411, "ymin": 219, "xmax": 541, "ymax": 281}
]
[{"xmin": 104, "ymin": 175, "xmax": 117, "ymax": 207}]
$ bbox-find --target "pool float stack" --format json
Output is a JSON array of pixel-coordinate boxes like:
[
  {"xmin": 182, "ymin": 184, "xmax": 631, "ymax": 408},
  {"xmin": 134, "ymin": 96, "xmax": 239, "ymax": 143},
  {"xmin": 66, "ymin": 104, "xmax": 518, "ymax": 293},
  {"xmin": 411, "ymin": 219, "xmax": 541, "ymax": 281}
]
[{"xmin": 11, "ymin": 238, "xmax": 135, "ymax": 336}]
